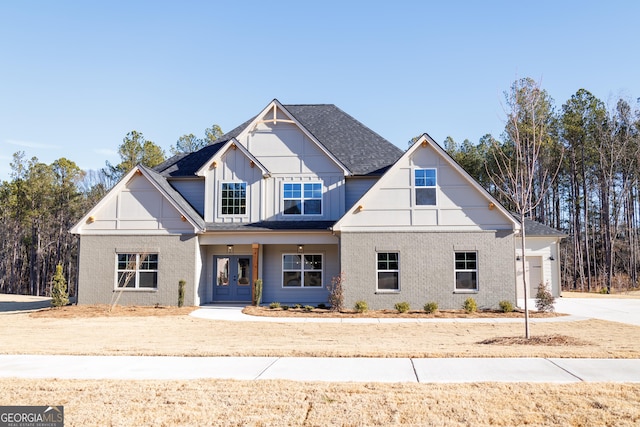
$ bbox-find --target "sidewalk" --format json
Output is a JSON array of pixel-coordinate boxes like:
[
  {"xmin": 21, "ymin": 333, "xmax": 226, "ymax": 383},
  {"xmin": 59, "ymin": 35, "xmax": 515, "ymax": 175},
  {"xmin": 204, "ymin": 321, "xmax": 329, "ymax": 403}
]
[{"xmin": 1, "ymin": 355, "xmax": 639, "ymax": 383}]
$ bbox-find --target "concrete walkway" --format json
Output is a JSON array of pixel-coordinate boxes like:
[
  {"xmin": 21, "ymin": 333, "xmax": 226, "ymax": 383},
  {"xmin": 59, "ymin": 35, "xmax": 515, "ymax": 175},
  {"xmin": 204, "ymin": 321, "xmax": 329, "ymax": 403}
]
[{"xmin": 1, "ymin": 355, "xmax": 640, "ymax": 383}]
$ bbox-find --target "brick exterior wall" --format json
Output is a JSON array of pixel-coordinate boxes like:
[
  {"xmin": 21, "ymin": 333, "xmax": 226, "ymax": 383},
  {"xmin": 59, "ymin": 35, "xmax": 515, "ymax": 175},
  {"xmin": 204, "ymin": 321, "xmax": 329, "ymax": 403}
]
[
  {"xmin": 340, "ymin": 231, "xmax": 516, "ymax": 310},
  {"xmin": 77, "ymin": 234, "xmax": 199, "ymax": 306}
]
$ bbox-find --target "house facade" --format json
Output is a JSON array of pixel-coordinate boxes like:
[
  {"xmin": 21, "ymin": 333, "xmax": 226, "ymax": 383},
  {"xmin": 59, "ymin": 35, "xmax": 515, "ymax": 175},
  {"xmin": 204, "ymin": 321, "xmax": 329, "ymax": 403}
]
[{"xmin": 71, "ymin": 99, "xmax": 560, "ymax": 309}]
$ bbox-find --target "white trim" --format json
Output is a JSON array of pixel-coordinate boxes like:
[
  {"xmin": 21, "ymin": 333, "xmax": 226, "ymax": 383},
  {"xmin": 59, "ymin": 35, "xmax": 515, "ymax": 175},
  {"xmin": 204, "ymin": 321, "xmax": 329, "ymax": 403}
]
[
  {"xmin": 195, "ymin": 138, "xmax": 270, "ymax": 178},
  {"xmin": 280, "ymin": 181, "xmax": 324, "ymax": 217},
  {"xmin": 453, "ymin": 250, "xmax": 479, "ymax": 293},
  {"xmin": 219, "ymin": 181, "xmax": 248, "ymax": 217},
  {"xmin": 375, "ymin": 251, "xmax": 400, "ymax": 293},
  {"xmin": 414, "ymin": 167, "xmax": 438, "ymax": 206}
]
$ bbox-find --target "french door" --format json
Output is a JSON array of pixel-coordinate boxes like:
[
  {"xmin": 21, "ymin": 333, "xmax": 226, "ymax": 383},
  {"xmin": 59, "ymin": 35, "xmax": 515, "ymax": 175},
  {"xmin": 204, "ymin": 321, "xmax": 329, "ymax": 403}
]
[{"xmin": 213, "ymin": 255, "xmax": 252, "ymax": 302}]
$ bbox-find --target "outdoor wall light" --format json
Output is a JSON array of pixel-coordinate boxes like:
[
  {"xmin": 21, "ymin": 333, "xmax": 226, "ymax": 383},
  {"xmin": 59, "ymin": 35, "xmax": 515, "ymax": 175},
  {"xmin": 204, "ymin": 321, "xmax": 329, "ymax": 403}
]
[
  {"xmin": 227, "ymin": 245, "xmax": 234, "ymax": 254},
  {"xmin": 549, "ymin": 255, "xmax": 555, "ymax": 261},
  {"xmin": 516, "ymin": 256, "xmax": 521, "ymax": 261},
  {"xmin": 297, "ymin": 245, "xmax": 304, "ymax": 253}
]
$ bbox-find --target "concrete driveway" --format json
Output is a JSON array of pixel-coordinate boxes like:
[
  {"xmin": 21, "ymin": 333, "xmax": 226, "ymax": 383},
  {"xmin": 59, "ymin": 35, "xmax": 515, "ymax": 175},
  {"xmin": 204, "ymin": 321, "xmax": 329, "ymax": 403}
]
[
  {"xmin": 554, "ymin": 297, "xmax": 640, "ymax": 326},
  {"xmin": 0, "ymin": 294, "xmax": 52, "ymax": 313}
]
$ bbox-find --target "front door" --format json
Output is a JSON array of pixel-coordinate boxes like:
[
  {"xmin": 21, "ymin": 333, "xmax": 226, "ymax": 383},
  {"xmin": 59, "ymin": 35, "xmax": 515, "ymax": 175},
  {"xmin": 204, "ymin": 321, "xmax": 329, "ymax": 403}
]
[{"xmin": 213, "ymin": 256, "xmax": 252, "ymax": 302}]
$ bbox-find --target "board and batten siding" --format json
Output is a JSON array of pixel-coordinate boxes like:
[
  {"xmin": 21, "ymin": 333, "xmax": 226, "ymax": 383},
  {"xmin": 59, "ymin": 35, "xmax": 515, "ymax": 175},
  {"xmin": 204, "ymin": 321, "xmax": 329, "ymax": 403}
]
[
  {"xmin": 339, "ymin": 143, "xmax": 514, "ymax": 231},
  {"xmin": 80, "ymin": 174, "xmax": 195, "ymax": 234},
  {"xmin": 170, "ymin": 179, "xmax": 205, "ymax": 216}
]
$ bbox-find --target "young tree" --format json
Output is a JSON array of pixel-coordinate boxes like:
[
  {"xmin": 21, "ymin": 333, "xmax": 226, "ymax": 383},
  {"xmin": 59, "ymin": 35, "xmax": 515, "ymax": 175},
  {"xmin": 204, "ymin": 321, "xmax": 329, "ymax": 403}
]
[
  {"xmin": 51, "ymin": 264, "xmax": 69, "ymax": 307},
  {"xmin": 104, "ymin": 131, "xmax": 165, "ymax": 183},
  {"xmin": 490, "ymin": 77, "xmax": 563, "ymax": 338}
]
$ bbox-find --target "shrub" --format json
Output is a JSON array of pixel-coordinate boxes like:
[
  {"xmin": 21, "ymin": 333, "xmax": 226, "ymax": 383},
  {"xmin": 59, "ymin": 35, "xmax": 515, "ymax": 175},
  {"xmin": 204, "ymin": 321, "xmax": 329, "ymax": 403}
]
[
  {"xmin": 463, "ymin": 297, "xmax": 477, "ymax": 313},
  {"xmin": 50, "ymin": 264, "xmax": 69, "ymax": 308},
  {"xmin": 281, "ymin": 305, "xmax": 289, "ymax": 310},
  {"xmin": 354, "ymin": 300, "xmax": 368, "ymax": 313},
  {"xmin": 294, "ymin": 304, "xmax": 302, "ymax": 309},
  {"xmin": 499, "ymin": 300, "xmax": 514, "ymax": 313},
  {"xmin": 178, "ymin": 279, "xmax": 186, "ymax": 307},
  {"xmin": 535, "ymin": 283, "xmax": 556, "ymax": 312},
  {"xmin": 269, "ymin": 302, "xmax": 281, "ymax": 309},
  {"xmin": 327, "ymin": 273, "xmax": 345, "ymax": 311},
  {"xmin": 317, "ymin": 303, "xmax": 327, "ymax": 309},
  {"xmin": 303, "ymin": 305, "xmax": 314, "ymax": 312},
  {"xmin": 254, "ymin": 279, "xmax": 263, "ymax": 306},
  {"xmin": 394, "ymin": 302, "xmax": 410, "ymax": 313},
  {"xmin": 424, "ymin": 301, "xmax": 438, "ymax": 314}
]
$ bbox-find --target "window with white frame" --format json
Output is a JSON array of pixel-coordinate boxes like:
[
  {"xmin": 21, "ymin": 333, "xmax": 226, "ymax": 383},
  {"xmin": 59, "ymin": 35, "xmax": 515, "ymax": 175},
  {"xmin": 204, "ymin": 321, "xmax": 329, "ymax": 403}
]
[
  {"xmin": 116, "ymin": 253, "xmax": 158, "ymax": 289},
  {"xmin": 283, "ymin": 182, "xmax": 322, "ymax": 215},
  {"xmin": 415, "ymin": 168, "xmax": 437, "ymax": 205},
  {"xmin": 282, "ymin": 254, "xmax": 323, "ymax": 287},
  {"xmin": 376, "ymin": 252, "xmax": 399, "ymax": 291},
  {"xmin": 455, "ymin": 251, "xmax": 478, "ymax": 291},
  {"xmin": 220, "ymin": 182, "xmax": 246, "ymax": 215}
]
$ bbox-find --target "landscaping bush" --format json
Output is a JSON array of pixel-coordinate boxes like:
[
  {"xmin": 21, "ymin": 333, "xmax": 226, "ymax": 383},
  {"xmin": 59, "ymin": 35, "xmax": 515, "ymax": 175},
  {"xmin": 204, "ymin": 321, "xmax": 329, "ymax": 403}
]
[
  {"xmin": 317, "ymin": 303, "xmax": 327, "ymax": 309},
  {"xmin": 535, "ymin": 283, "xmax": 556, "ymax": 312},
  {"xmin": 423, "ymin": 301, "xmax": 438, "ymax": 314},
  {"xmin": 294, "ymin": 304, "xmax": 302, "ymax": 309},
  {"xmin": 499, "ymin": 300, "xmax": 514, "ymax": 313},
  {"xmin": 50, "ymin": 264, "xmax": 69, "ymax": 308},
  {"xmin": 354, "ymin": 300, "xmax": 368, "ymax": 313},
  {"xmin": 178, "ymin": 279, "xmax": 185, "ymax": 307},
  {"xmin": 463, "ymin": 297, "xmax": 477, "ymax": 313},
  {"xmin": 269, "ymin": 302, "xmax": 281, "ymax": 309},
  {"xmin": 303, "ymin": 305, "xmax": 314, "ymax": 312},
  {"xmin": 394, "ymin": 302, "xmax": 410, "ymax": 313},
  {"xmin": 281, "ymin": 305, "xmax": 289, "ymax": 310},
  {"xmin": 253, "ymin": 279, "xmax": 263, "ymax": 306}
]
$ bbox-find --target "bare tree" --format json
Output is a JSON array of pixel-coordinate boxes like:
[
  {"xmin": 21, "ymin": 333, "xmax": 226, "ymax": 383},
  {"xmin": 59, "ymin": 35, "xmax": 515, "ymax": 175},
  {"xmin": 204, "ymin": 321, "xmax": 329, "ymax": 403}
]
[{"xmin": 489, "ymin": 78, "xmax": 564, "ymax": 338}]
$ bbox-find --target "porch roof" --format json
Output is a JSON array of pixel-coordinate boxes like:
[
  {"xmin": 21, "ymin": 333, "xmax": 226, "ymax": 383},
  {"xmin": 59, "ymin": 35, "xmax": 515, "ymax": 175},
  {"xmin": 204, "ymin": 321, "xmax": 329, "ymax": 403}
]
[{"xmin": 204, "ymin": 221, "xmax": 336, "ymax": 232}]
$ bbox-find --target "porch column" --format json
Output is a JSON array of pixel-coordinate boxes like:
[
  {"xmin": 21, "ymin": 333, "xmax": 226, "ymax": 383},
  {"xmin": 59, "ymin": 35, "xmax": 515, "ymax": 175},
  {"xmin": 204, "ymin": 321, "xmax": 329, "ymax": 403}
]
[{"xmin": 252, "ymin": 243, "xmax": 259, "ymax": 303}]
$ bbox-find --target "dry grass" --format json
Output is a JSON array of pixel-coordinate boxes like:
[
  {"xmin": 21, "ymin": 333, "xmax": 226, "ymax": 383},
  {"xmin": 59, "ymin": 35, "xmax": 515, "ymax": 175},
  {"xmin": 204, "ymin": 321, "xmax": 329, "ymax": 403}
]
[
  {"xmin": 1, "ymin": 379, "xmax": 639, "ymax": 426},
  {"xmin": 0, "ymin": 305, "xmax": 638, "ymax": 358}
]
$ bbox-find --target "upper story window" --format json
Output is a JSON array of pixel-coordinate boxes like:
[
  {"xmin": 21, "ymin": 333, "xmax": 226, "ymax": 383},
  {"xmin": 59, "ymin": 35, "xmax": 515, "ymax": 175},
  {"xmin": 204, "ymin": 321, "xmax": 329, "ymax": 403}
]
[
  {"xmin": 415, "ymin": 168, "xmax": 437, "ymax": 206},
  {"xmin": 283, "ymin": 182, "xmax": 322, "ymax": 215},
  {"xmin": 116, "ymin": 253, "xmax": 158, "ymax": 289},
  {"xmin": 221, "ymin": 182, "xmax": 246, "ymax": 215}
]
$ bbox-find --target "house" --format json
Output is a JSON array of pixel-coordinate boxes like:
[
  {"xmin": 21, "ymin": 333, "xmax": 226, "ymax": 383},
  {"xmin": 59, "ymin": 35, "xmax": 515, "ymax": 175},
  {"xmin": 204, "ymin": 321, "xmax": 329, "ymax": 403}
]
[{"xmin": 70, "ymin": 99, "xmax": 562, "ymax": 309}]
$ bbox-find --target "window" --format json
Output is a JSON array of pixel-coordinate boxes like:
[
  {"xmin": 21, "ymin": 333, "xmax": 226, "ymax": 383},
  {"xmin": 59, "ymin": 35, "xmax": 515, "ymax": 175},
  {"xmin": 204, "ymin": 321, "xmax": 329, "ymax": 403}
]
[
  {"xmin": 415, "ymin": 168, "xmax": 437, "ymax": 205},
  {"xmin": 116, "ymin": 253, "xmax": 158, "ymax": 289},
  {"xmin": 377, "ymin": 252, "xmax": 399, "ymax": 291},
  {"xmin": 455, "ymin": 252, "xmax": 478, "ymax": 291},
  {"xmin": 221, "ymin": 182, "xmax": 246, "ymax": 215},
  {"xmin": 282, "ymin": 254, "xmax": 323, "ymax": 287},
  {"xmin": 283, "ymin": 182, "xmax": 322, "ymax": 215}
]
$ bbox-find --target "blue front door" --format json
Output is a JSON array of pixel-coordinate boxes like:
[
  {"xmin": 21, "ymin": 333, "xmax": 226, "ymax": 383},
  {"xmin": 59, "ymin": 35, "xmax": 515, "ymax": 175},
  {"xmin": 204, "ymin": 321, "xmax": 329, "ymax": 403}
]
[{"xmin": 213, "ymin": 256, "xmax": 252, "ymax": 302}]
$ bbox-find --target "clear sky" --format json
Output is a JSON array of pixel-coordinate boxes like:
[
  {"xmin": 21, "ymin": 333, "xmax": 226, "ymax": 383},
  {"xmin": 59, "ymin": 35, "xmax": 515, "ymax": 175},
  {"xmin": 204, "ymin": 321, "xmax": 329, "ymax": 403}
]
[{"xmin": 1, "ymin": 1, "xmax": 639, "ymax": 181}]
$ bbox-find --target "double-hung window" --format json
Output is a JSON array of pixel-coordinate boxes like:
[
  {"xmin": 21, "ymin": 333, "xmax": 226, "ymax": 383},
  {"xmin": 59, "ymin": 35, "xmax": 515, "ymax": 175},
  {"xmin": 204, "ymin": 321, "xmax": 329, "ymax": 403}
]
[
  {"xmin": 455, "ymin": 251, "xmax": 478, "ymax": 291},
  {"xmin": 282, "ymin": 254, "xmax": 323, "ymax": 287},
  {"xmin": 221, "ymin": 182, "xmax": 246, "ymax": 215},
  {"xmin": 376, "ymin": 252, "xmax": 399, "ymax": 291},
  {"xmin": 116, "ymin": 253, "xmax": 158, "ymax": 289},
  {"xmin": 415, "ymin": 168, "xmax": 437, "ymax": 205},
  {"xmin": 283, "ymin": 182, "xmax": 322, "ymax": 215}
]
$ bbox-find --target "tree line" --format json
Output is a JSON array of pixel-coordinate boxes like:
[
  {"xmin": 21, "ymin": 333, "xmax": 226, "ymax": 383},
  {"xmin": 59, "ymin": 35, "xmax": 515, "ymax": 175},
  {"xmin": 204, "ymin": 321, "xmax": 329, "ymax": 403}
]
[
  {"xmin": 444, "ymin": 78, "xmax": 640, "ymax": 293},
  {"xmin": 0, "ymin": 125, "xmax": 222, "ymax": 296}
]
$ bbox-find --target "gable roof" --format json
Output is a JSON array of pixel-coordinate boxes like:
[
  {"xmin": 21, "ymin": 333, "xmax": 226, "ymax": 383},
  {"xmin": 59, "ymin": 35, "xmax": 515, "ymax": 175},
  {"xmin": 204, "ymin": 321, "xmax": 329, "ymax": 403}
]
[
  {"xmin": 70, "ymin": 165, "xmax": 205, "ymax": 234},
  {"xmin": 333, "ymin": 133, "xmax": 521, "ymax": 231},
  {"xmin": 154, "ymin": 101, "xmax": 403, "ymax": 177}
]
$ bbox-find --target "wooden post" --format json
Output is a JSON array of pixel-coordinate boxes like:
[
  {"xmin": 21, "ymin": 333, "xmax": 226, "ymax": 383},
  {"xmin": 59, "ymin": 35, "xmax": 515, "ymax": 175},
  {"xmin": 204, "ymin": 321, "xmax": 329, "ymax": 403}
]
[{"xmin": 252, "ymin": 243, "xmax": 259, "ymax": 303}]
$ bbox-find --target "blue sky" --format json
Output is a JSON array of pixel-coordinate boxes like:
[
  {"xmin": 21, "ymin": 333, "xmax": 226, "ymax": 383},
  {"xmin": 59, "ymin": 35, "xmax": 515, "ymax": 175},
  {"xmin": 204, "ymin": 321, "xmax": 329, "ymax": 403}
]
[{"xmin": 1, "ymin": 1, "xmax": 639, "ymax": 181}]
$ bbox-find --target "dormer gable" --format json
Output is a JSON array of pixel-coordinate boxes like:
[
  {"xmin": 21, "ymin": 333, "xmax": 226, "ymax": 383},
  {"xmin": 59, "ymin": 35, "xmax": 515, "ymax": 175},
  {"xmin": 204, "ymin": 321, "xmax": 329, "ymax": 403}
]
[
  {"xmin": 195, "ymin": 138, "xmax": 270, "ymax": 178},
  {"xmin": 234, "ymin": 99, "xmax": 352, "ymax": 176}
]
